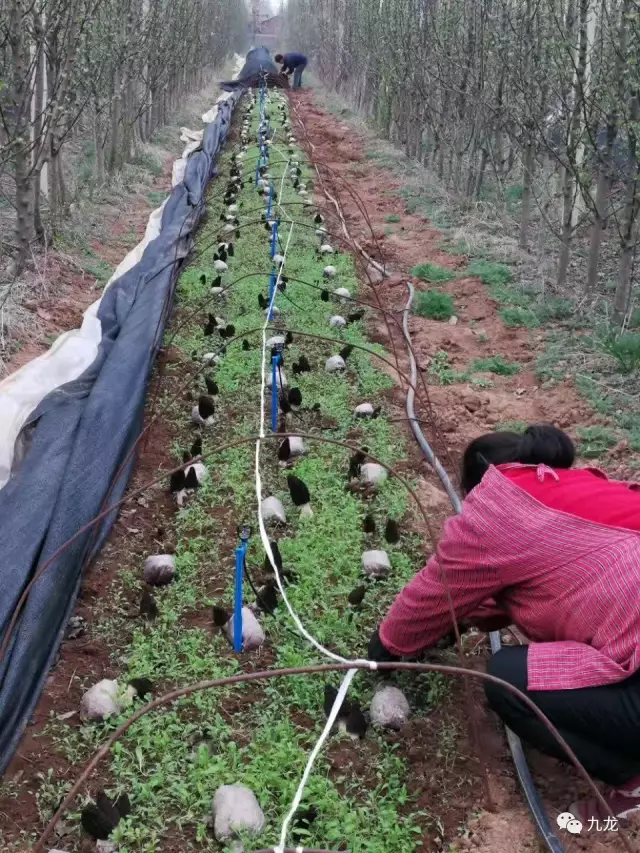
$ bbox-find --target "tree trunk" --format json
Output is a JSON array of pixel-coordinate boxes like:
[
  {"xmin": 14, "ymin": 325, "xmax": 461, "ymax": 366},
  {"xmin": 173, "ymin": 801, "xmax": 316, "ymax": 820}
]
[
  {"xmin": 585, "ymin": 0, "xmax": 629, "ymax": 294},
  {"xmin": 475, "ymin": 147, "xmax": 489, "ymax": 200},
  {"xmin": 94, "ymin": 106, "xmax": 106, "ymax": 184},
  {"xmin": 32, "ymin": 6, "xmax": 46, "ymax": 245},
  {"xmin": 614, "ymin": 94, "xmax": 640, "ymax": 326},
  {"xmin": 556, "ymin": 0, "xmax": 586, "ymax": 289},
  {"xmin": 108, "ymin": 72, "xmax": 122, "ymax": 173},
  {"xmin": 9, "ymin": 0, "xmax": 32, "ymax": 275},
  {"xmin": 519, "ymin": 130, "xmax": 536, "ymax": 249}
]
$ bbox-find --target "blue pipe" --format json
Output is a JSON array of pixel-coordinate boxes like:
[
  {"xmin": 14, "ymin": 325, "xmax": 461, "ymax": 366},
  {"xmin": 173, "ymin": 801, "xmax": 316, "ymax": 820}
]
[
  {"xmin": 271, "ymin": 354, "xmax": 280, "ymax": 430},
  {"xmin": 267, "ymin": 183, "xmax": 274, "ymax": 219},
  {"xmin": 233, "ymin": 544, "xmax": 245, "ymax": 653},
  {"xmin": 270, "ymin": 220, "xmax": 280, "ymax": 259},
  {"xmin": 268, "ymin": 269, "xmax": 277, "ymax": 321}
]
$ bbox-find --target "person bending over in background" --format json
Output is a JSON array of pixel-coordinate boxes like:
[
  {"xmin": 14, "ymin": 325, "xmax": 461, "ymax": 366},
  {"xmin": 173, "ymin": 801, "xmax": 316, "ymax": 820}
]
[
  {"xmin": 368, "ymin": 424, "xmax": 640, "ymax": 824},
  {"xmin": 275, "ymin": 52, "xmax": 308, "ymax": 89}
]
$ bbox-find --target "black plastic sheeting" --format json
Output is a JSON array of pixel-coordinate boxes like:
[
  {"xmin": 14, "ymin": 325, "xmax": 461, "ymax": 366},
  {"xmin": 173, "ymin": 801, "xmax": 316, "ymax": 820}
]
[
  {"xmin": 0, "ymin": 88, "xmax": 243, "ymax": 773},
  {"xmin": 220, "ymin": 47, "xmax": 288, "ymax": 91}
]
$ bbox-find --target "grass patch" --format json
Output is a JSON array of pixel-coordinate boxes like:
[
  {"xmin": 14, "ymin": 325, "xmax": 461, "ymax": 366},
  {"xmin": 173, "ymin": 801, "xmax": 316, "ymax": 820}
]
[
  {"xmin": 495, "ymin": 421, "xmax": 528, "ymax": 434},
  {"xmin": 83, "ymin": 258, "xmax": 113, "ymax": 284},
  {"xmin": 412, "ymin": 262, "xmax": 454, "ymax": 283},
  {"xmin": 470, "ymin": 355, "xmax": 520, "ymax": 376},
  {"xmin": 539, "ymin": 298, "xmax": 575, "ymax": 321},
  {"xmin": 414, "ymin": 290, "xmax": 455, "ymax": 321},
  {"xmin": 601, "ymin": 332, "xmax": 640, "ymax": 374},
  {"xmin": 148, "ymin": 191, "xmax": 168, "ymax": 206},
  {"xmin": 467, "ymin": 259, "xmax": 513, "ymax": 287},
  {"xmin": 385, "ymin": 214, "xmax": 401, "ymax": 223},
  {"xmin": 499, "ymin": 306, "xmax": 541, "ymax": 329},
  {"xmin": 428, "ymin": 351, "xmax": 467, "ymax": 385},
  {"xmin": 576, "ymin": 425, "xmax": 618, "ymax": 458}
]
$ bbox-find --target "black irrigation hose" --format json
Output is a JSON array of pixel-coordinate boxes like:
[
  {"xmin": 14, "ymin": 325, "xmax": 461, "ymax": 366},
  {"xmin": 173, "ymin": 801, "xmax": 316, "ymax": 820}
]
[
  {"xmin": 34, "ymin": 662, "xmax": 633, "ymax": 853},
  {"xmin": 403, "ymin": 272, "xmax": 565, "ymax": 852},
  {"xmin": 291, "ymin": 93, "xmax": 567, "ymax": 852}
]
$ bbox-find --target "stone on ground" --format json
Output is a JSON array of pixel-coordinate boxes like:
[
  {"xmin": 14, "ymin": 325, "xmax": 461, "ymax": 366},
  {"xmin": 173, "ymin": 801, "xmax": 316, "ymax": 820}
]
[
  {"xmin": 354, "ymin": 402, "xmax": 374, "ymax": 418},
  {"xmin": 360, "ymin": 462, "xmax": 387, "ymax": 486},
  {"xmin": 261, "ymin": 496, "xmax": 287, "ymax": 524},
  {"xmin": 325, "ymin": 355, "xmax": 346, "ymax": 373},
  {"xmin": 80, "ymin": 679, "xmax": 120, "ymax": 721}
]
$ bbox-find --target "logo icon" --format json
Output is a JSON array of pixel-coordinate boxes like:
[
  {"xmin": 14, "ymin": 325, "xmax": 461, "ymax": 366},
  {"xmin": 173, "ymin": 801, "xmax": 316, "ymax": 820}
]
[{"xmin": 557, "ymin": 812, "xmax": 583, "ymax": 834}]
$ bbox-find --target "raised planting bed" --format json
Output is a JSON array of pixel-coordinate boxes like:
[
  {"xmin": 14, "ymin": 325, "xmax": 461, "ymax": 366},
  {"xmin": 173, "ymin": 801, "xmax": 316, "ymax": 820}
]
[{"xmin": 10, "ymin": 89, "xmax": 478, "ymax": 853}]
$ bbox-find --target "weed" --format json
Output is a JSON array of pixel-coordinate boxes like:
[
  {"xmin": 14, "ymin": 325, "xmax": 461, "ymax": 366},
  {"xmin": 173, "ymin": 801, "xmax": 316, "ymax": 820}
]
[
  {"xmin": 83, "ymin": 258, "xmax": 113, "ymax": 284},
  {"xmin": 470, "ymin": 355, "xmax": 520, "ymax": 376},
  {"xmin": 539, "ymin": 298, "xmax": 574, "ymax": 321},
  {"xmin": 506, "ymin": 184, "xmax": 523, "ymax": 205},
  {"xmin": 495, "ymin": 421, "xmax": 527, "ymax": 434},
  {"xmin": 414, "ymin": 291, "xmax": 455, "ymax": 321},
  {"xmin": 429, "ymin": 351, "xmax": 467, "ymax": 385},
  {"xmin": 148, "ymin": 191, "xmax": 168, "ymax": 207},
  {"xmin": 576, "ymin": 425, "xmax": 618, "ymax": 458},
  {"xmin": 499, "ymin": 306, "xmax": 541, "ymax": 329},
  {"xmin": 412, "ymin": 262, "xmax": 454, "ymax": 283},
  {"xmin": 629, "ymin": 429, "xmax": 640, "ymax": 452},
  {"xmin": 467, "ymin": 259, "xmax": 513, "ymax": 287},
  {"xmin": 385, "ymin": 214, "xmax": 401, "ymax": 223},
  {"xmin": 602, "ymin": 332, "xmax": 640, "ymax": 374},
  {"xmin": 131, "ymin": 149, "xmax": 163, "ymax": 176},
  {"xmin": 629, "ymin": 307, "xmax": 640, "ymax": 329},
  {"xmin": 469, "ymin": 376, "xmax": 493, "ymax": 388}
]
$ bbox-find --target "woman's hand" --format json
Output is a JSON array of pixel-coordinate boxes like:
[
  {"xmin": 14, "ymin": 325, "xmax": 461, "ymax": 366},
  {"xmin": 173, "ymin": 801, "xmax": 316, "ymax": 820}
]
[{"xmin": 367, "ymin": 627, "xmax": 401, "ymax": 663}]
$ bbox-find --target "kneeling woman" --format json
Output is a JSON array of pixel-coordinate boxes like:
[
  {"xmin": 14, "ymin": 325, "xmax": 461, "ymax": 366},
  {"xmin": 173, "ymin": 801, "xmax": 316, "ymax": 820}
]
[{"xmin": 369, "ymin": 425, "xmax": 640, "ymax": 822}]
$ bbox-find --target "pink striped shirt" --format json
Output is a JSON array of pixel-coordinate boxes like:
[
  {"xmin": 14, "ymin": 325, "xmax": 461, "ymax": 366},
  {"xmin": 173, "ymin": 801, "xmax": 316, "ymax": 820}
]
[{"xmin": 380, "ymin": 464, "xmax": 640, "ymax": 690}]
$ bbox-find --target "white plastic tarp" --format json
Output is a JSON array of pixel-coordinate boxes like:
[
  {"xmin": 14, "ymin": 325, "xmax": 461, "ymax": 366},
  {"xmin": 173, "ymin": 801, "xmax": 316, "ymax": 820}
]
[{"xmin": 0, "ymin": 55, "xmax": 244, "ymax": 489}]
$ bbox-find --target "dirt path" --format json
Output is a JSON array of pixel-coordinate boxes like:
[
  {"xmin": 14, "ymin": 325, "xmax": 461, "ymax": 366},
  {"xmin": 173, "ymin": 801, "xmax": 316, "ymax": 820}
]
[{"xmin": 289, "ymin": 88, "xmax": 631, "ymax": 853}]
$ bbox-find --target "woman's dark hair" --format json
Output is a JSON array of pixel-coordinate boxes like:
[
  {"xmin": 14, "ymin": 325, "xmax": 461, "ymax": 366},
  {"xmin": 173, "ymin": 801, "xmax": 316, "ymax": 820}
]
[
  {"xmin": 461, "ymin": 423, "xmax": 575, "ymax": 495},
  {"xmin": 275, "ymin": 53, "xmax": 284, "ymax": 63}
]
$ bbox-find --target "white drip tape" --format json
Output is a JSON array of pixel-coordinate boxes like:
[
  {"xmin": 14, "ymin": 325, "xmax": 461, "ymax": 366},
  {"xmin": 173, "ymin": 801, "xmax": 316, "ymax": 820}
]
[
  {"xmin": 273, "ymin": 668, "xmax": 357, "ymax": 853},
  {"xmin": 251, "ymin": 92, "xmax": 378, "ymax": 853}
]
